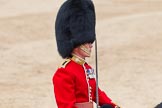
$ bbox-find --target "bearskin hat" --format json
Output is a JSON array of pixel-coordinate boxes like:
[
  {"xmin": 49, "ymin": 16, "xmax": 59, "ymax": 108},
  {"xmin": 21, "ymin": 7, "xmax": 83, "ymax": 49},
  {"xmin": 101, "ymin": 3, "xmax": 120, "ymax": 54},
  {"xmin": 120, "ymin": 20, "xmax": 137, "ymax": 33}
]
[{"xmin": 55, "ymin": 0, "xmax": 96, "ymax": 58}]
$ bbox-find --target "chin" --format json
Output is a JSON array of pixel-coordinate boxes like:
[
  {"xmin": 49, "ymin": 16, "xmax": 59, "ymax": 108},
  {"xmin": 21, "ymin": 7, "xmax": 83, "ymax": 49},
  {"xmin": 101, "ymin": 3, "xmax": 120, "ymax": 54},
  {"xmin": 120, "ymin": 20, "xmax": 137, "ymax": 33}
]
[{"xmin": 86, "ymin": 54, "xmax": 91, "ymax": 57}]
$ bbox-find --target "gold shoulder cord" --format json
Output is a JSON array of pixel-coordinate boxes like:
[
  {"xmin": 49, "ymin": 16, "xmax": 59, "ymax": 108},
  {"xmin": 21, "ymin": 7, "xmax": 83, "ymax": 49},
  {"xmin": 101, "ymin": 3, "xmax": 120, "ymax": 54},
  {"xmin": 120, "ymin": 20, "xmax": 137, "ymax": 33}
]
[{"xmin": 61, "ymin": 58, "xmax": 71, "ymax": 68}]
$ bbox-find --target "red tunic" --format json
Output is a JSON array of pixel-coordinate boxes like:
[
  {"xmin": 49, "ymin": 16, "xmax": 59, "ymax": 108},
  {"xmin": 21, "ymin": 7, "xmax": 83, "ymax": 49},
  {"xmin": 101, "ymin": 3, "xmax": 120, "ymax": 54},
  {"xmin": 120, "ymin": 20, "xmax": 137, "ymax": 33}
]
[{"xmin": 53, "ymin": 57, "xmax": 116, "ymax": 108}]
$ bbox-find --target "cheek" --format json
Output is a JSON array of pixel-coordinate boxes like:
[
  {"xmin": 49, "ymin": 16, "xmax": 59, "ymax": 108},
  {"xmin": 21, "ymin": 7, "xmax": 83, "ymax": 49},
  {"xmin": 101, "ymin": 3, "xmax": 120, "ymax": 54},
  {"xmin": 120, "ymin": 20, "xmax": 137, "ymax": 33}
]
[
  {"xmin": 79, "ymin": 48, "xmax": 89, "ymax": 56},
  {"xmin": 78, "ymin": 48, "xmax": 84, "ymax": 54},
  {"xmin": 80, "ymin": 49, "xmax": 87, "ymax": 55}
]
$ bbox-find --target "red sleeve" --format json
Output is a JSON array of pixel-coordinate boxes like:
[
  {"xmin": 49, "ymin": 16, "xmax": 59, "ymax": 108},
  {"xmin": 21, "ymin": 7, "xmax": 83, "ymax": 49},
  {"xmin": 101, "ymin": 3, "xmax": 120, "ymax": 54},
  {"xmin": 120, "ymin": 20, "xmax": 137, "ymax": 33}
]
[
  {"xmin": 98, "ymin": 88, "xmax": 116, "ymax": 107},
  {"xmin": 53, "ymin": 68, "xmax": 77, "ymax": 108}
]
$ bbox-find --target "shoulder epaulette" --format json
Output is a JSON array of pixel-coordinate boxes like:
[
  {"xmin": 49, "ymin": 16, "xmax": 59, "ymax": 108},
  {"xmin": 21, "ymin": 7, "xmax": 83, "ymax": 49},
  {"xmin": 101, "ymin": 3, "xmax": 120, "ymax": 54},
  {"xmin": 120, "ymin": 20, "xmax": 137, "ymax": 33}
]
[{"xmin": 61, "ymin": 58, "xmax": 71, "ymax": 68}]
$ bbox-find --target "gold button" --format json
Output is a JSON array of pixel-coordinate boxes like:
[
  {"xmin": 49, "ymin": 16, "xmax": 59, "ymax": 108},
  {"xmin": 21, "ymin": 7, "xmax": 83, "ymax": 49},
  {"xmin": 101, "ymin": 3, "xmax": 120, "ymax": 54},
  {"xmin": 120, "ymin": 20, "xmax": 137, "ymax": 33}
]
[
  {"xmin": 89, "ymin": 86, "xmax": 92, "ymax": 89},
  {"xmin": 89, "ymin": 89, "xmax": 92, "ymax": 93}
]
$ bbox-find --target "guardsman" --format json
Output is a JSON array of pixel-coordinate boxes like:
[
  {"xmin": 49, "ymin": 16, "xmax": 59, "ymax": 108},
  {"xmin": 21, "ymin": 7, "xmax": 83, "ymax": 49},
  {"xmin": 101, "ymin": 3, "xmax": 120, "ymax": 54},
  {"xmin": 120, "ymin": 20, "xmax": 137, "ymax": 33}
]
[{"xmin": 53, "ymin": 0, "xmax": 120, "ymax": 108}]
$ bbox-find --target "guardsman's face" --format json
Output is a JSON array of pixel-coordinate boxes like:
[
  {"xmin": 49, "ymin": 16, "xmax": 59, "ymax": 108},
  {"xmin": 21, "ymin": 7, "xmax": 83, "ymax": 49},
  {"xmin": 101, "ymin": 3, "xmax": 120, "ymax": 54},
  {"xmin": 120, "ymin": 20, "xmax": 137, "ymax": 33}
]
[{"xmin": 73, "ymin": 43, "xmax": 93, "ymax": 59}]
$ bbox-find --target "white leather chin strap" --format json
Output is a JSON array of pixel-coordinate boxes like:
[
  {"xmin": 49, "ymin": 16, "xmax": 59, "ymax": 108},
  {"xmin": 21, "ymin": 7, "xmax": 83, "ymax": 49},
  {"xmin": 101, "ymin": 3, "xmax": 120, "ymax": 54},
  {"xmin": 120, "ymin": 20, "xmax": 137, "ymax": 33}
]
[{"xmin": 79, "ymin": 45, "xmax": 91, "ymax": 56}]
